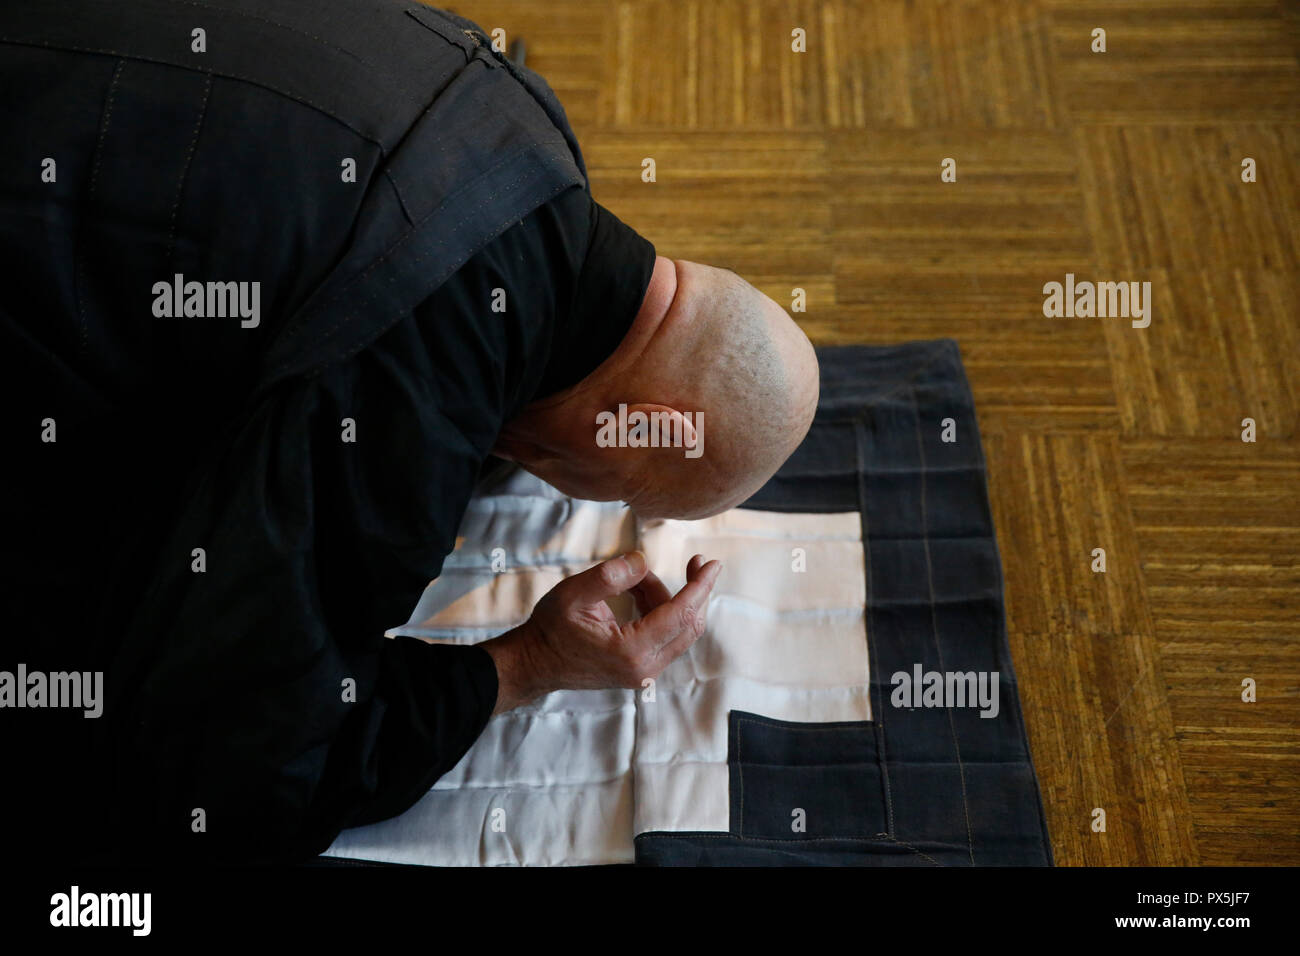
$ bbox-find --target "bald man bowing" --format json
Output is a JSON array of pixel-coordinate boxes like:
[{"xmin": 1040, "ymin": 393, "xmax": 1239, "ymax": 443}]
[
  {"xmin": 483, "ymin": 250, "xmax": 819, "ymax": 715},
  {"xmin": 1, "ymin": 0, "xmax": 817, "ymax": 864}
]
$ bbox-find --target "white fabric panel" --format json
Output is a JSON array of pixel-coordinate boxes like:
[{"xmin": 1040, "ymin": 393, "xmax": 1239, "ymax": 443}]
[
  {"xmin": 434, "ymin": 690, "xmax": 634, "ymax": 790},
  {"xmin": 639, "ymin": 510, "xmax": 866, "ymax": 611},
  {"xmin": 633, "ymin": 511, "xmax": 869, "ymax": 834},
  {"xmin": 630, "ymin": 761, "xmax": 731, "ymax": 835},
  {"xmin": 328, "ymin": 777, "xmax": 636, "ymax": 867},
  {"xmin": 660, "ymin": 600, "xmax": 867, "ymax": 688},
  {"xmin": 325, "ymin": 469, "xmax": 868, "ymax": 865},
  {"xmin": 393, "ymin": 476, "xmax": 636, "ymax": 639}
]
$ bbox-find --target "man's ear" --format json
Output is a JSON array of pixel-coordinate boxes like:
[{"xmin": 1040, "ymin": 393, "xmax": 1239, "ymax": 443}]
[{"xmin": 620, "ymin": 402, "xmax": 699, "ymax": 450}]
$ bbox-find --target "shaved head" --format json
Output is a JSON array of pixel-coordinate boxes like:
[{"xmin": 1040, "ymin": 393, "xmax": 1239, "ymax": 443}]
[{"xmin": 494, "ymin": 257, "xmax": 819, "ymax": 519}]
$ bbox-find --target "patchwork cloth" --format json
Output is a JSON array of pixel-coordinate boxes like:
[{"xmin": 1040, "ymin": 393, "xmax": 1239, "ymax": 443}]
[{"xmin": 324, "ymin": 340, "xmax": 1052, "ymax": 866}]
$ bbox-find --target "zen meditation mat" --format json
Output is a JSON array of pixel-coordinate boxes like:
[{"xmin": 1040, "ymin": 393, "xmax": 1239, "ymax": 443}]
[{"xmin": 323, "ymin": 340, "xmax": 1053, "ymax": 866}]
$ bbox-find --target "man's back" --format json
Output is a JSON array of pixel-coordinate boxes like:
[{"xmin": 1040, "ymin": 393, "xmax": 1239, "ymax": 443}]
[
  {"xmin": 0, "ymin": 0, "xmax": 650, "ymax": 862},
  {"xmin": 0, "ymin": 0, "xmax": 590, "ymax": 401}
]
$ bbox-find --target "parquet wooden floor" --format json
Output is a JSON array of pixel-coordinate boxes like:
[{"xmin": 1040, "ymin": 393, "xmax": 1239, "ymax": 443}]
[{"xmin": 445, "ymin": 0, "xmax": 1300, "ymax": 865}]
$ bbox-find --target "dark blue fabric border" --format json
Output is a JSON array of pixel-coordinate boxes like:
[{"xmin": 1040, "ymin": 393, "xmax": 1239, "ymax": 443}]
[{"xmin": 636, "ymin": 340, "xmax": 1053, "ymax": 866}]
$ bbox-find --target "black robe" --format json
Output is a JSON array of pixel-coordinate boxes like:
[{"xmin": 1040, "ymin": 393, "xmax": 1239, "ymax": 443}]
[{"xmin": 0, "ymin": 0, "xmax": 627, "ymax": 862}]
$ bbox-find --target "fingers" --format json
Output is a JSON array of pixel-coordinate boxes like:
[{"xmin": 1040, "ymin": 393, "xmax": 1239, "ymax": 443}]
[
  {"xmin": 634, "ymin": 558, "xmax": 723, "ymax": 653},
  {"xmin": 624, "ymin": 555, "xmax": 715, "ymax": 619},
  {"xmin": 630, "ymin": 568, "xmax": 672, "ymax": 617},
  {"xmin": 656, "ymin": 611, "xmax": 712, "ymax": 664},
  {"xmin": 560, "ymin": 551, "xmax": 650, "ymax": 608},
  {"xmin": 629, "ymin": 554, "xmax": 715, "ymax": 619},
  {"xmin": 558, "ymin": 551, "xmax": 722, "ymax": 668}
]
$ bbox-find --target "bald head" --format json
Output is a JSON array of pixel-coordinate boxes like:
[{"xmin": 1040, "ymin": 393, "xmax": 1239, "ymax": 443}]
[{"xmin": 493, "ymin": 257, "xmax": 819, "ymax": 519}]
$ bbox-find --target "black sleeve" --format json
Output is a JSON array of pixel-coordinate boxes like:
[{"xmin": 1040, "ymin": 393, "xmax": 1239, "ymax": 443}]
[
  {"xmin": 95, "ymin": 311, "xmax": 512, "ymax": 864},
  {"xmin": 422, "ymin": 184, "xmax": 657, "ymax": 408},
  {"xmin": 531, "ymin": 190, "xmax": 658, "ymax": 400}
]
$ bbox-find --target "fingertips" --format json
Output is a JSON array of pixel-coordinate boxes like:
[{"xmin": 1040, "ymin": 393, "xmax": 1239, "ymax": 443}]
[
  {"xmin": 622, "ymin": 549, "xmax": 647, "ymax": 581},
  {"xmin": 678, "ymin": 560, "xmax": 722, "ymax": 607},
  {"xmin": 678, "ymin": 562, "xmax": 722, "ymax": 624},
  {"xmin": 687, "ymin": 553, "xmax": 705, "ymax": 578},
  {"xmin": 701, "ymin": 558, "xmax": 723, "ymax": 588},
  {"xmin": 566, "ymin": 550, "xmax": 650, "ymax": 607}
]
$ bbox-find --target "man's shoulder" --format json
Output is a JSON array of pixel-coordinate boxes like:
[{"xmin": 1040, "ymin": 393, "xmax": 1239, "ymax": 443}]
[{"xmin": 0, "ymin": 0, "xmax": 478, "ymax": 148}]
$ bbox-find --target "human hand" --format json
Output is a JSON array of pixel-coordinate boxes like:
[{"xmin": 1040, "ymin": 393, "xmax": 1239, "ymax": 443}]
[{"xmin": 482, "ymin": 551, "xmax": 722, "ymax": 713}]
